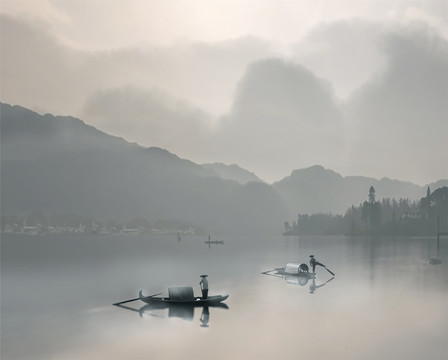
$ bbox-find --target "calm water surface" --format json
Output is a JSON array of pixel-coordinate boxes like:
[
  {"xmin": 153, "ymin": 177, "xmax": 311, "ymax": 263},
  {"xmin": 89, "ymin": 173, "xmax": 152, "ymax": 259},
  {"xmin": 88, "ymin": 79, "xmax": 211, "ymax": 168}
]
[{"xmin": 1, "ymin": 234, "xmax": 447, "ymax": 359}]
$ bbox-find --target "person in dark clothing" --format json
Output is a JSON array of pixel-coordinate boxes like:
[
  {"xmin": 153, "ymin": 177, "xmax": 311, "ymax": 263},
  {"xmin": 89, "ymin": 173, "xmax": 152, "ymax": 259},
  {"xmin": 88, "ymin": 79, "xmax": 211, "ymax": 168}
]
[
  {"xmin": 309, "ymin": 255, "xmax": 325, "ymax": 273},
  {"xmin": 199, "ymin": 275, "xmax": 208, "ymax": 299}
]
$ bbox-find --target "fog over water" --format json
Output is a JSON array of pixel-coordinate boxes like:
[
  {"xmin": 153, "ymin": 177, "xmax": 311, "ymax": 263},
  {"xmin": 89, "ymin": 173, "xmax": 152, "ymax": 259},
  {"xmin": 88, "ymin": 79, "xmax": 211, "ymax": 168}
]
[
  {"xmin": 2, "ymin": 234, "xmax": 447, "ymax": 359},
  {"xmin": 1, "ymin": 2, "xmax": 447, "ymax": 359}
]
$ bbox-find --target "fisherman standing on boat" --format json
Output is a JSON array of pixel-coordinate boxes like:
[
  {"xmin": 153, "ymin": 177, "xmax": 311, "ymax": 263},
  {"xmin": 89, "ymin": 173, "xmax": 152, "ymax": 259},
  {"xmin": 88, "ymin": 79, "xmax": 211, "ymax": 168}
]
[
  {"xmin": 309, "ymin": 255, "xmax": 324, "ymax": 273},
  {"xmin": 199, "ymin": 275, "xmax": 208, "ymax": 299}
]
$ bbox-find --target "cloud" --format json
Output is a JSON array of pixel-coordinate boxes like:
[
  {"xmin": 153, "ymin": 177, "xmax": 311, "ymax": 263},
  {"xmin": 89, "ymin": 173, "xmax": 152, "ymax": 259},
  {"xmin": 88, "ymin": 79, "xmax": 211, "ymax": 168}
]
[
  {"xmin": 344, "ymin": 22, "xmax": 448, "ymax": 182},
  {"xmin": 0, "ymin": 15, "xmax": 275, "ymax": 117},
  {"xmin": 1, "ymin": 12, "xmax": 447, "ymax": 184},
  {"xmin": 117, "ymin": 36, "xmax": 275, "ymax": 115},
  {"xmin": 290, "ymin": 19, "xmax": 387, "ymax": 99},
  {"xmin": 217, "ymin": 59, "xmax": 345, "ymax": 181},
  {"xmin": 0, "ymin": 15, "xmax": 82, "ymax": 115},
  {"xmin": 82, "ymin": 86, "xmax": 216, "ymax": 163},
  {"xmin": 0, "ymin": 0, "xmax": 70, "ymax": 25},
  {"xmin": 7, "ymin": 1, "xmax": 446, "ymax": 50},
  {"xmin": 386, "ymin": 4, "xmax": 448, "ymax": 38}
]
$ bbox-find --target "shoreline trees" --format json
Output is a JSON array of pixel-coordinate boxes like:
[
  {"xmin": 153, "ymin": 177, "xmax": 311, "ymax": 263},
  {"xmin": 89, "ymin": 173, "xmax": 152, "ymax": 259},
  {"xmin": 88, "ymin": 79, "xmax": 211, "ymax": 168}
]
[{"xmin": 283, "ymin": 186, "xmax": 448, "ymax": 236}]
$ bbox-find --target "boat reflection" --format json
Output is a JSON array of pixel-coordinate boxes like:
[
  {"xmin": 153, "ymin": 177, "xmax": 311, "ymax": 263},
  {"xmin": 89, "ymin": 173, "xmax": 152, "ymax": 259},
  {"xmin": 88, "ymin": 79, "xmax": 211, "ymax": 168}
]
[
  {"xmin": 284, "ymin": 274, "xmax": 335, "ymax": 293},
  {"xmin": 114, "ymin": 301, "xmax": 228, "ymax": 326},
  {"xmin": 200, "ymin": 306, "xmax": 210, "ymax": 327},
  {"xmin": 309, "ymin": 277, "xmax": 335, "ymax": 293}
]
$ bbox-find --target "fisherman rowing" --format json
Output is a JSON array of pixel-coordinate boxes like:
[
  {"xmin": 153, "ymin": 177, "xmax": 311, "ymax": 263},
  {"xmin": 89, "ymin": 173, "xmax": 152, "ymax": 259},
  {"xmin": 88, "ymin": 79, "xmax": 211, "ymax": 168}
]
[{"xmin": 309, "ymin": 255, "xmax": 335, "ymax": 276}]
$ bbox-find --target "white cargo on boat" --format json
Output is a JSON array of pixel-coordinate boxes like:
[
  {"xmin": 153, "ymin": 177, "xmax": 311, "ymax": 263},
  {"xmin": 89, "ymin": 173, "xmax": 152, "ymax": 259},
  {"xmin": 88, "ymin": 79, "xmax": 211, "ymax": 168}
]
[{"xmin": 284, "ymin": 263, "xmax": 302, "ymax": 274}]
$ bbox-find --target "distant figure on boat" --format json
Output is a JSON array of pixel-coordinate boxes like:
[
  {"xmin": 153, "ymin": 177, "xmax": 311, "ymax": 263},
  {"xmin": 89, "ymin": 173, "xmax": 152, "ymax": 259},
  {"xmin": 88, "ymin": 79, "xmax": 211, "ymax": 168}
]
[
  {"xmin": 177, "ymin": 233, "xmax": 181, "ymax": 241},
  {"xmin": 200, "ymin": 306, "xmax": 210, "ymax": 327},
  {"xmin": 309, "ymin": 255, "xmax": 325, "ymax": 273},
  {"xmin": 199, "ymin": 275, "xmax": 209, "ymax": 299},
  {"xmin": 309, "ymin": 255, "xmax": 335, "ymax": 276}
]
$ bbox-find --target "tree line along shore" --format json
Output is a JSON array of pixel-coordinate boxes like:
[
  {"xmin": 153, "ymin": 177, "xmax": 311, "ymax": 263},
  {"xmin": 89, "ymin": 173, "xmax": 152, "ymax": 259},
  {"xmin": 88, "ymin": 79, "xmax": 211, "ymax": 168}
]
[{"xmin": 283, "ymin": 186, "xmax": 448, "ymax": 236}]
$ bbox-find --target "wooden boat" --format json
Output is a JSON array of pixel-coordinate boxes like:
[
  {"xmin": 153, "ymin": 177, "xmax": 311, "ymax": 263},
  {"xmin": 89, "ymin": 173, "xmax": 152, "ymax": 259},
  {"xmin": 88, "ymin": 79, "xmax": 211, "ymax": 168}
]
[
  {"xmin": 139, "ymin": 287, "xmax": 229, "ymax": 306},
  {"xmin": 262, "ymin": 263, "xmax": 316, "ymax": 279},
  {"xmin": 204, "ymin": 235, "xmax": 223, "ymax": 245},
  {"xmin": 204, "ymin": 240, "xmax": 224, "ymax": 244}
]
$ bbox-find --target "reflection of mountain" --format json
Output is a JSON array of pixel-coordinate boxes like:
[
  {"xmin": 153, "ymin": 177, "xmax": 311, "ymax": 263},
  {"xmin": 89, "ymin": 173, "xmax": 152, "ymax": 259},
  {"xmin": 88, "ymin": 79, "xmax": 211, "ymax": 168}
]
[{"xmin": 1, "ymin": 103, "xmax": 287, "ymax": 234}]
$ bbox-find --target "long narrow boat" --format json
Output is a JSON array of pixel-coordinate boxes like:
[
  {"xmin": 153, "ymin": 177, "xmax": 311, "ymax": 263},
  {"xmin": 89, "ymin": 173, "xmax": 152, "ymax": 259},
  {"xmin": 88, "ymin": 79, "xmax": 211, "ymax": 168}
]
[
  {"xmin": 262, "ymin": 263, "xmax": 316, "ymax": 279},
  {"xmin": 139, "ymin": 287, "xmax": 229, "ymax": 306},
  {"xmin": 204, "ymin": 235, "xmax": 224, "ymax": 245}
]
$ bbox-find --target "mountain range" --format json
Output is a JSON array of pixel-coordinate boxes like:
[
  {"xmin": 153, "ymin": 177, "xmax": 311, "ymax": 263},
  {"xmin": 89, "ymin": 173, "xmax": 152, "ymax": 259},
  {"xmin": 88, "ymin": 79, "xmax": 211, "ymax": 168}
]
[
  {"xmin": 273, "ymin": 166, "xmax": 447, "ymax": 216},
  {"xmin": 1, "ymin": 103, "xmax": 446, "ymax": 234}
]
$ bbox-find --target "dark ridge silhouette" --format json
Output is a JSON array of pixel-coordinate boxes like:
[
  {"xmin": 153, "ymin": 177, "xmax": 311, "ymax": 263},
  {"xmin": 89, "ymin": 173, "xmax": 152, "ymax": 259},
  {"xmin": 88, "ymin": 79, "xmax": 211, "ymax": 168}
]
[{"xmin": 1, "ymin": 103, "xmax": 287, "ymax": 235}]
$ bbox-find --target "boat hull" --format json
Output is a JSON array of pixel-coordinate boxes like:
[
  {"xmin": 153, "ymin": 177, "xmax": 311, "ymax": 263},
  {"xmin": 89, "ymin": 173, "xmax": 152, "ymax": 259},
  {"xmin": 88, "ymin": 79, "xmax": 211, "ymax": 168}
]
[
  {"xmin": 139, "ymin": 290, "xmax": 228, "ymax": 306},
  {"xmin": 275, "ymin": 270, "xmax": 316, "ymax": 279}
]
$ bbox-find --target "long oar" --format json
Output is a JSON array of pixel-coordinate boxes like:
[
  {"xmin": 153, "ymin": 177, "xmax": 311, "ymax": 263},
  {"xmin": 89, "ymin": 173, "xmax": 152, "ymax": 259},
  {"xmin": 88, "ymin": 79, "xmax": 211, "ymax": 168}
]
[
  {"xmin": 114, "ymin": 303, "xmax": 139, "ymax": 312},
  {"xmin": 114, "ymin": 292, "xmax": 162, "ymax": 306},
  {"xmin": 322, "ymin": 265, "xmax": 335, "ymax": 276},
  {"xmin": 315, "ymin": 260, "xmax": 335, "ymax": 276},
  {"xmin": 261, "ymin": 269, "xmax": 282, "ymax": 278},
  {"xmin": 113, "ymin": 298, "xmax": 139, "ymax": 306}
]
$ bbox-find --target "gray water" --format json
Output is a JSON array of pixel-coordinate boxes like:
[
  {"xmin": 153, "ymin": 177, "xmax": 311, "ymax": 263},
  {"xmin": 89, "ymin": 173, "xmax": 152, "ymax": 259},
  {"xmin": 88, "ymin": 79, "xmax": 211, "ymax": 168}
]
[{"xmin": 1, "ymin": 234, "xmax": 447, "ymax": 360}]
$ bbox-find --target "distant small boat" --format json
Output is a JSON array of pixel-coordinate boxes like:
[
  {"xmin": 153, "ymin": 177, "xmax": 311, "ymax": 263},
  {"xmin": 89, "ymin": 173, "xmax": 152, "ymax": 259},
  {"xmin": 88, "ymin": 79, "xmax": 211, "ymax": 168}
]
[
  {"xmin": 139, "ymin": 287, "xmax": 229, "ymax": 306},
  {"xmin": 204, "ymin": 240, "xmax": 224, "ymax": 244},
  {"xmin": 205, "ymin": 235, "xmax": 223, "ymax": 245}
]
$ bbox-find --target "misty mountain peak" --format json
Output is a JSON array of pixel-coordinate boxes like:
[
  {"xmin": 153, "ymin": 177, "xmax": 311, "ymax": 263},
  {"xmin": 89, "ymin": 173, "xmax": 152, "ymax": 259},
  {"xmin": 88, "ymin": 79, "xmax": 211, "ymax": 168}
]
[
  {"xmin": 202, "ymin": 162, "xmax": 263, "ymax": 184},
  {"xmin": 289, "ymin": 165, "xmax": 342, "ymax": 180}
]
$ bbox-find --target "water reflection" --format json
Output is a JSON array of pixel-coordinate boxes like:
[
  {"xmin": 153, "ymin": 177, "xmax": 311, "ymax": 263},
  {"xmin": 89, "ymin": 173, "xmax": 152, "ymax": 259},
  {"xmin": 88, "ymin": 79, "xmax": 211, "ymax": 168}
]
[
  {"xmin": 114, "ymin": 301, "xmax": 228, "ymax": 327},
  {"xmin": 200, "ymin": 306, "xmax": 210, "ymax": 328},
  {"xmin": 3, "ymin": 234, "xmax": 447, "ymax": 359},
  {"xmin": 283, "ymin": 274, "xmax": 335, "ymax": 293},
  {"xmin": 309, "ymin": 277, "xmax": 335, "ymax": 293},
  {"xmin": 429, "ymin": 232, "xmax": 444, "ymax": 265}
]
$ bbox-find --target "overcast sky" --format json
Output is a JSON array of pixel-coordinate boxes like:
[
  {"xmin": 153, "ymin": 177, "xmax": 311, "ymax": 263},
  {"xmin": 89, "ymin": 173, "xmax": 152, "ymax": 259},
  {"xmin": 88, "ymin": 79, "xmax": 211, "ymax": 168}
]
[{"xmin": 1, "ymin": 0, "xmax": 447, "ymax": 184}]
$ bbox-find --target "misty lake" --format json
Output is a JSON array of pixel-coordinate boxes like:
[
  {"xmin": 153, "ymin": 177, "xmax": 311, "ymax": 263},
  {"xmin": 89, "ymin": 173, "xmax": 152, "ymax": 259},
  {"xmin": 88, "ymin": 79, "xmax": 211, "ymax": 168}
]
[{"xmin": 1, "ymin": 233, "xmax": 447, "ymax": 360}]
